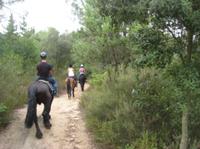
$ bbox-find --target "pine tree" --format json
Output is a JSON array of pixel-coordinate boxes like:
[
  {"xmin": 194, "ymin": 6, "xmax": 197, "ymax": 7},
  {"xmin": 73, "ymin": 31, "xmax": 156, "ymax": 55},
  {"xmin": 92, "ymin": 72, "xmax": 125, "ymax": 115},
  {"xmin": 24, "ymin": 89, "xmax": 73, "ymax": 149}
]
[{"xmin": 6, "ymin": 14, "xmax": 17, "ymax": 37}]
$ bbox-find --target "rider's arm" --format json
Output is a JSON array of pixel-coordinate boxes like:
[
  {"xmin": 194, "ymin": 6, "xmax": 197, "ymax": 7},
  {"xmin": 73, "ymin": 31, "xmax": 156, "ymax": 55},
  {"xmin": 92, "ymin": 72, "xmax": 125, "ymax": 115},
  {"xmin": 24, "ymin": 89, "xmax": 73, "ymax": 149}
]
[
  {"xmin": 67, "ymin": 68, "xmax": 70, "ymax": 76},
  {"xmin": 49, "ymin": 69, "xmax": 53, "ymax": 76},
  {"xmin": 36, "ymin": 64, "xmax": 39, "ymax": 75},
  {"xmin": 49, "ymin": 64, "xmax": 53, "ymax": 76}
]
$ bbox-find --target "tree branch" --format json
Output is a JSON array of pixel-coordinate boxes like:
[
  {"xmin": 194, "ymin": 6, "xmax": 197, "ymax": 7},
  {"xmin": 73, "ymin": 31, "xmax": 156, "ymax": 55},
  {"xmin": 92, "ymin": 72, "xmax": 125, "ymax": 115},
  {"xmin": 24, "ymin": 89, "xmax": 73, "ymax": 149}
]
[{"xmin": 80, "ymin": 0, "xmax": 86, "ymax": 9}]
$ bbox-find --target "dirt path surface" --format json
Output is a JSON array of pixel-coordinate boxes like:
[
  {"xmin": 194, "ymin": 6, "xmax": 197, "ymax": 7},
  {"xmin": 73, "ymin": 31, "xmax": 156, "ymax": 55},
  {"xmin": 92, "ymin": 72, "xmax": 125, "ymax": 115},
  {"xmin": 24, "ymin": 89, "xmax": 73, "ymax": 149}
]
[{"xmin": 0, "ymin": 84, "xmax": 97, "ymax": 149}]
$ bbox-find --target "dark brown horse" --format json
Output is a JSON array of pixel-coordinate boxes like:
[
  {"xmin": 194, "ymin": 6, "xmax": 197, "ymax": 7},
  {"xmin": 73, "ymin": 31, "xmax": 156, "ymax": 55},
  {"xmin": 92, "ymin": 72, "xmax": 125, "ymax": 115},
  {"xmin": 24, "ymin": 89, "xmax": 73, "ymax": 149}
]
[
  {"xmin": 24, "ymin": 80, "xmax": 53, "ymax": 139},
  {"xmin": 66, "ymin": 77, "xmax": 76, "ymax": 98},
  {"xmin": 79, "ymin": 74, "xmax": 86, "ymax": 91}
]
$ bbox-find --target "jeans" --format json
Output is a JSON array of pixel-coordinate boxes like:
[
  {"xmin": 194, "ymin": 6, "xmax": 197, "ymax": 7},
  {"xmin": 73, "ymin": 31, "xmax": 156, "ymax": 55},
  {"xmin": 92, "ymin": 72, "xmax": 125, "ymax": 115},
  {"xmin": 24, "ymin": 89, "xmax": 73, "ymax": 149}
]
[{"xmin": 48, "ymin": 77, "xmax": 57, "ymax": 95}]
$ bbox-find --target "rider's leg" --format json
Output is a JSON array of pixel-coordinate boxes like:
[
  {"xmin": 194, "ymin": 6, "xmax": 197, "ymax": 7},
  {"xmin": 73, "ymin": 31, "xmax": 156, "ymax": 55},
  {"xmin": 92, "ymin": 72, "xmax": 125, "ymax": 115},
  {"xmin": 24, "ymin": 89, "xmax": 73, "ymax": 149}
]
[{"xmin": 48, "ymin": 76, "xmax": 57, "ymax": 96}]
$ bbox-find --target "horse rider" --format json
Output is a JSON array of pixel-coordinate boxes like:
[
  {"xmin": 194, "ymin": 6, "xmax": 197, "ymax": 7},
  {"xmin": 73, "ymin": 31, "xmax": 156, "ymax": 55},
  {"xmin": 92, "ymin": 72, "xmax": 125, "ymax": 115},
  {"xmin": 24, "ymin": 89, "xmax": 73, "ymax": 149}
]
[
  {"xmin": 37, "ymin": 51, "xmax": 57, "ymax": 96},
  {"xmin": 79, "ymin": 64, "xmax": 86, "ymax": 76},
  {"xmin": 67, "ymin": 64, "xmax": 77, "ymax": 85},
  {"xmin": 78, "ymin": 64, "xmax": 87, "ymax": 91}
]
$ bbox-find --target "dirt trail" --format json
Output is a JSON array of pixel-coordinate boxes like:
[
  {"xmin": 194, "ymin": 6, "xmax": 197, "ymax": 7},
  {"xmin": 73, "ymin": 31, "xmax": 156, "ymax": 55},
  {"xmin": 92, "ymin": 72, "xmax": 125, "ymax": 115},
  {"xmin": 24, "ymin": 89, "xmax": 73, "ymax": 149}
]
[{"xmin": 0, "ymin": 84, "xmax": 97, "ymax": 149}]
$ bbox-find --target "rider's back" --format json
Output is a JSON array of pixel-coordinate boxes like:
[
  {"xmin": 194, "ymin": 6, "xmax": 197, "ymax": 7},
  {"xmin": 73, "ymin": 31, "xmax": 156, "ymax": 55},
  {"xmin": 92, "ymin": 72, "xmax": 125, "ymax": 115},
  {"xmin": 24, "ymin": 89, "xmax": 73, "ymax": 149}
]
[
  {"xmin": 79, "ymin": 67, "xmax": 85, "ymax": 75},
  {"xmin": 68, "ymin": 67, "xmax": 75, "ymax": 77},
  {"xmin": 37, "ymin": 62, "xmax": 52, "ymax": 78}
]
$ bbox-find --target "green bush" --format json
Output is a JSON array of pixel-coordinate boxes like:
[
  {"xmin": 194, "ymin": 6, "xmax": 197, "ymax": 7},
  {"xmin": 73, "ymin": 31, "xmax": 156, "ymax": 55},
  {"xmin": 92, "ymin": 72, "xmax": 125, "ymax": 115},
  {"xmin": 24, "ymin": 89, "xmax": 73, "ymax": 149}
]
[
  {"xmin": 129, "ymin": 131, "xmax": 158, "ymax": 149},
  {"xmin": 0, "ymin": 52, "xmax": 27, "ymax": 125},
  {"xmin": 89, "ymin": 72, "xmax": 108, "ymax": 86},
  {"xmin": 81, "ymin": 68, "xmax": 182, "ymax": 148},
  {"xmin": 0, "ymin": 103, "xmax": 9, "ymax": 126}
]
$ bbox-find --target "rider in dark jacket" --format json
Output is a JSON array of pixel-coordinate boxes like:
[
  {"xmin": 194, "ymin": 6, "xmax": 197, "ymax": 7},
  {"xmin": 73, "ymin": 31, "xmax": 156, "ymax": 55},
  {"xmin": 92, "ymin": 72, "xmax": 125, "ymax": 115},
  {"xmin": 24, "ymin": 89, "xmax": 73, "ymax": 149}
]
[{"xmin": 37, "ymin": 51, "xmax": 57, "ymax": 96}]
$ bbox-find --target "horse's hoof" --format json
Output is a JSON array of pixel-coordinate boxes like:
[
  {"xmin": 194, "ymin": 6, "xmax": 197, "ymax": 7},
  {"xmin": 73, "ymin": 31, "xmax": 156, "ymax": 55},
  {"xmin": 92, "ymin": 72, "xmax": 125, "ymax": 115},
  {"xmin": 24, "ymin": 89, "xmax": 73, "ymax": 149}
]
[
  {"xmin": 36, "ymin": 131, "xmax": 43, "ymax": 139},
  {"xmin": 44, "ymin": 122, "xmax": 52, "ymax": 129},
  {"xmin": 43, "ymin": 114, "xmax": 51, "ymax": 120}
]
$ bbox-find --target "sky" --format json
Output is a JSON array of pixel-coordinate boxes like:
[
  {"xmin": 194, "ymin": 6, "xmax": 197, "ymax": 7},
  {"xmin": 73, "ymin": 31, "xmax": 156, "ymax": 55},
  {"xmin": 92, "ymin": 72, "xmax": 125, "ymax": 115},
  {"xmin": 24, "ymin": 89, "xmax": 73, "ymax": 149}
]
[{"xmin": 0, "ymin": 0, "xmax": 81, "ymax": 33}]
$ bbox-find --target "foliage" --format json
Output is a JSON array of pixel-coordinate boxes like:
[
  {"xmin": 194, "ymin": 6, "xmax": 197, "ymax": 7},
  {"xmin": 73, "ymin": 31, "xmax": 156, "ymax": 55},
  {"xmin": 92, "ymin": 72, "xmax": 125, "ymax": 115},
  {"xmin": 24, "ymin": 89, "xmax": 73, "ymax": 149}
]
[
  {"xmin": 71, "ymin": 1, "xmax": 133, "ymax": 71},
  {"xmin": 89, "ymin": 72, "xmax": 107, "ymax": 86},
  {"xmin": 0, "ymin": 52, "xmax": 24, "ymax": 125},
  {"xmin": 74, "ymin": 0, "xmax": 200, "ymax": 148},
  {"xmin": 1, "ymin": 0, "xmax": 200, "ymax": 149},
  {"xmin": 34, "ymin": 28, "xmax": 73, "ymax": 70},
  {"xmin": 0, "ymin": 103, "xmax": 8, "ymax": 125},
  {"xmin": 81, "ymin": 68, "xmax": 183, "ymax": 148},
  {"xmin": 132, "ymin": 26, "xmax": 174, "ymax": 68},
  {"xmin": 130, "ymin": 132, "xmax": 158, "ymax": 149}
]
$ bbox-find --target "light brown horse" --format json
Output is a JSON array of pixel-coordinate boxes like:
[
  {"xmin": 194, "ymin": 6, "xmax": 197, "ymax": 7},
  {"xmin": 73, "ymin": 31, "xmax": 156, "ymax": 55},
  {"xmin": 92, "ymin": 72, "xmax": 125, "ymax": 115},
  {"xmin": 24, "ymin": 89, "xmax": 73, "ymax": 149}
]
[{"xmin": 66, "ymin": 77, "xmax": 76, "ymax": 98}]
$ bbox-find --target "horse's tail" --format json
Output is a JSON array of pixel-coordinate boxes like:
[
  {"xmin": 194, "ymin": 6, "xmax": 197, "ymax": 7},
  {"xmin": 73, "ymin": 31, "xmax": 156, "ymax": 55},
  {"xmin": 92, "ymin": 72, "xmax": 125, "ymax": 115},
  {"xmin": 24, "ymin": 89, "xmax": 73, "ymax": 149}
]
[{"xmin": 25, "ymin": 85, "xmax": 37, "ymax": 128}]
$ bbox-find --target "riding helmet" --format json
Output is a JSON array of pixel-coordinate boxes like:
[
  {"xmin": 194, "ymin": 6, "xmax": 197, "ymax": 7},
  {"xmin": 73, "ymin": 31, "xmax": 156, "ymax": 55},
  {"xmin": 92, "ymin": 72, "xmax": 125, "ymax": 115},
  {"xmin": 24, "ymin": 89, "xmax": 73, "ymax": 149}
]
[{"xmin": 40, "ymin": 51, "xmax": 47, "ymax": 58}]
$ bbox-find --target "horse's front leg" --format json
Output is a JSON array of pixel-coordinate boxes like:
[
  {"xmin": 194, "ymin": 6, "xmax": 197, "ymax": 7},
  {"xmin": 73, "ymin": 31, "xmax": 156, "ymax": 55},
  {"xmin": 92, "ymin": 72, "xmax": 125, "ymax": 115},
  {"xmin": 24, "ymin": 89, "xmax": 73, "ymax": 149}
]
[
  {"xmin": 34, "ymin": 116, "xmax": 43, "ymax": 139},
  {"xmin": 43, "ymin": 97, "xmax": 52, "ymax": 129},
  {"xmin": 67, "ymin": 84, "xmax": 71, "ymax": 98}
]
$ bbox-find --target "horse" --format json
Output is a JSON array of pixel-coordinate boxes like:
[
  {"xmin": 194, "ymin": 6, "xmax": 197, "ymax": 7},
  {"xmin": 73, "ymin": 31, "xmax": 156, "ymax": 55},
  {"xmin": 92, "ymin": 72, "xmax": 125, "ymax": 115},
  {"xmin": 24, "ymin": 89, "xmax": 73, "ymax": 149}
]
[
  {"xmin": 66, "ymin": 77, "xmax": 76, "ymax": 98},
  {"xmin": 79, "ymin": 74, "xmax": 86, "ymax": 91},
  {"xmin": 24, "ymin": 80, "xmax": 54, "ymax": 139}
]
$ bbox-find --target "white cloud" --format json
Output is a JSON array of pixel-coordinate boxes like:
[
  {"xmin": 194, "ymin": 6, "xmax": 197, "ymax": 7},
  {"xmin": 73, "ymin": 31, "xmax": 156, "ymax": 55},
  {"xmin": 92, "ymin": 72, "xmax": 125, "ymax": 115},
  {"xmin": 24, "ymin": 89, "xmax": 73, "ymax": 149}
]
[{"xmin": 0, "ymin": 0, "xmax": 81, "ymax": 33}]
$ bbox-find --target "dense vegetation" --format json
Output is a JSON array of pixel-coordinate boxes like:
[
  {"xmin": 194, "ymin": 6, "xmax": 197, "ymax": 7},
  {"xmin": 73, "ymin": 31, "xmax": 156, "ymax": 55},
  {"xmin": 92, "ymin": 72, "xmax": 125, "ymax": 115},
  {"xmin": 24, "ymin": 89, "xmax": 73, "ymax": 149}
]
[
  {"xmin": 72, "ymin": 0, "xmax": 200, "ymax": 149},
  {"xmin": 1, "ymin": 0, "xmax": 200, "ymax": 149},
  {"xmin": 0, "ymin": 1, "xmax": 73, "ymax": 126}
]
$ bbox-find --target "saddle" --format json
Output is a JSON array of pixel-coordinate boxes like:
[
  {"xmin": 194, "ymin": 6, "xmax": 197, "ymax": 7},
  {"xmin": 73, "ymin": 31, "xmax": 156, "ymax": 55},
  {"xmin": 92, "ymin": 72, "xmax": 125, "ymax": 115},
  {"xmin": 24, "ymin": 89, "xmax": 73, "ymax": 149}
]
[{"xmin": 38, "ymin": 80, "xmax": 54, "ymax": 93}]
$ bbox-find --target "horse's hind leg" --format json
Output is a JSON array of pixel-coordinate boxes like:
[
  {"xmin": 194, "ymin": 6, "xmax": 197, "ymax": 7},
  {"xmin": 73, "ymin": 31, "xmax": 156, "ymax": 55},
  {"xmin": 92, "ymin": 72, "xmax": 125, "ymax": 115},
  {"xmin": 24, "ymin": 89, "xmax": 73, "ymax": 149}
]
[
  {"xmin": 80, "ymin": 84, "xmax": 83, "ymax": 91},
  {"xmin": 25, "ymin": 90, "xmax": 42, "ymax": 138},
  {"xmin": 34, "ymin": 117, "xmax": 43, "ymax": 139},
  {"xmin": 43, "ymin": 97, "xmax": 52, "ymax": 129},
  {"xmin": 68, "ymin": 89, "xmax": 71, "ymax": 98},
  {"xmin": 42, "ymin": 97, "xmax": 53, "ymax": 119}
]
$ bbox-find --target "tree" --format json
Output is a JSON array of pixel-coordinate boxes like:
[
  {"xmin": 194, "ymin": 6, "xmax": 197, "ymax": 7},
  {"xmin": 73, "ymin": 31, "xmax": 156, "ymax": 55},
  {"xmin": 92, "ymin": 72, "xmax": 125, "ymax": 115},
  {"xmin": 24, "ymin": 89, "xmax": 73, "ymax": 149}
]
[
  {"xmin": 133, "ymin": 0, "xmax": 200, "ymax": 148},
  {"xmin": 0, "ymin": 0, "xmax": 22, "ymax": 8},
  {"xmin": 73, "ymin": 0, "xmax": 200, "ymax": 148},
  {"xmin": 19, "ymin": 15, "xmax": 28, "ymax": 36},
  {"xmin": 35, "ymin": 28, "xmax": 72, "ymax": 70},
  {"xmin": 72, "ymin": 0, "xmax": 135, "ymax": 73},
  {"xmin": 6, "ymin": 14, "xmax": 17, "ymax": 37}
]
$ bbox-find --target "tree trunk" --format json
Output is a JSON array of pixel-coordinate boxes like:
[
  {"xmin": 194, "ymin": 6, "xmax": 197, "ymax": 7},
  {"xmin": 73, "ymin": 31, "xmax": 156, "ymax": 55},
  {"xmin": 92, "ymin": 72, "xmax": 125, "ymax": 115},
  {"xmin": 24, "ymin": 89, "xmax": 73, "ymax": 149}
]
[
  {"xmin": 180, "ymin": 106, "xmax": 189, "ymax": 149},
  {"xmin": 180, "ymin": 29, "xmax": 193, "ymax": 149},
  {"xmin": 186, "ymin": 30, "xmax": 193, "ymax": 63}
]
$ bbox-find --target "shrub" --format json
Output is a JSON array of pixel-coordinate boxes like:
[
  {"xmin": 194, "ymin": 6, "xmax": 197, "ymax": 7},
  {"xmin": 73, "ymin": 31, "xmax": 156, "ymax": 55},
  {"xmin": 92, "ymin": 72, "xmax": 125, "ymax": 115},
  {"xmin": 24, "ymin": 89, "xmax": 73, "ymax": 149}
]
[
  {"xmin": 0, "ymin": 52, "xmax": 25, "ymax": 125},
  {"xmin": 0, "ymin": 103, "xmax": 9, "ymax": 126},
  {"xmin": 89, "ymin": 72, "xmax": 108, "ymax": 86},
  {"xmin": 81, "ymin": 68, "xmax": 182, "ymax": 148}
]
